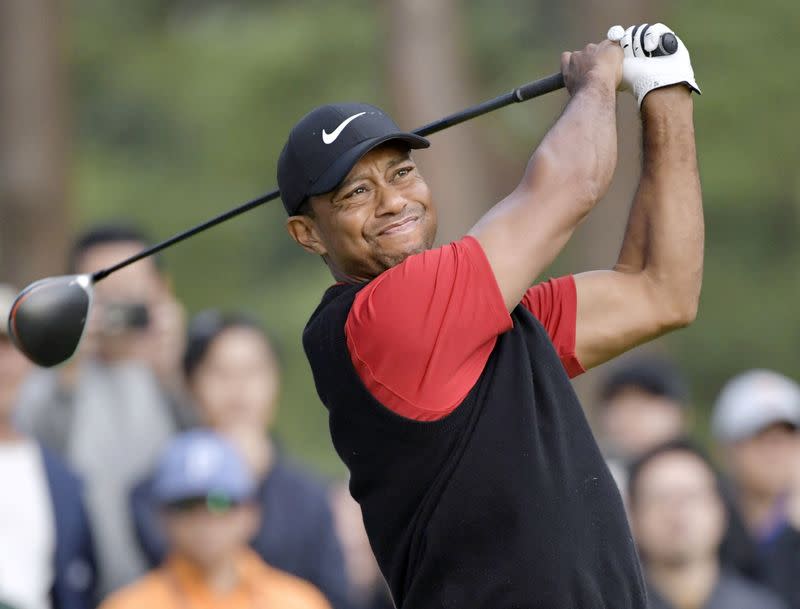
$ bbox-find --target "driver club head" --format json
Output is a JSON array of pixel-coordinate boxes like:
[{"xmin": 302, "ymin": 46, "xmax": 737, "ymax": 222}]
[{"xmin": 7, "ymin": 274, "xmax": 94, "ymax": 367}]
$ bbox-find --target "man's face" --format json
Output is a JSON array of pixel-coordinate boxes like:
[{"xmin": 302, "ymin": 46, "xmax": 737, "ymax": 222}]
[
  {"xmin": 631, "ymin": 451, "xmax": 725, "ymax": 567},
  {"xmin": 189, "ymin": 327, "xmax": 280, "ymax": 431},
  {"xmin": 287, "ymin": 143, "xmax": 437, "ymax": 282},
  {"xmin": 0, "ymin": 335, "xmax": 32, "ymax": 420},
  {"xmin": 601, "ymin": 388, "xmax": 686, "ymax": 460},
  {"xmin": 78, "ymin": 242, "xmax": 162, "ymax": 339},
  {"xmin": 726, "ymin": 423, "xmax": 800, "ymax": 498}
]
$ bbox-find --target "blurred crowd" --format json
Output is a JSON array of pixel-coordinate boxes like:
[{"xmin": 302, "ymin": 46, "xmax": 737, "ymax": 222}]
[{"xmin": 1, "ymin": 223, "xmax": 799, "ymax": 609}]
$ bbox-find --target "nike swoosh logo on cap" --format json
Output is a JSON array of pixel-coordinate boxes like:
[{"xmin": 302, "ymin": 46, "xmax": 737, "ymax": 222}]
[{"xmin": 322, "ymin": 112, "xmax": 367, "ymax": 144}]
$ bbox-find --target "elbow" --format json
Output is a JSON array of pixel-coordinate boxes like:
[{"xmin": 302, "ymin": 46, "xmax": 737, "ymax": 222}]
[
  {"xmin": 524, "ymin": 147, "xmax": 602, "ymax": 216},
  {"xmin": 660, "ymin": 291, "xmax": 700, "ymax": 331}
]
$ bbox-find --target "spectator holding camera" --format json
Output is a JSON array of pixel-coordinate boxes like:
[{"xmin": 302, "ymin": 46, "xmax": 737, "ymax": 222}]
[
  {"xmin": 628, "ymin": 439, "xmax": 787, "ymax": 609},
  {"xmin": 130, "ymin": 311, "xmax": 349, "ymax": 609},
  {"xmin": 16, "ymin": 224, "xmax": 194, "ymax": 596},
  {"xmin": 0, "ymin": 285, "xmax": 97, "ymax": 609},
  {"xmin": 101, "ymin": 430, "xmax": 331, "ymax": 609}
]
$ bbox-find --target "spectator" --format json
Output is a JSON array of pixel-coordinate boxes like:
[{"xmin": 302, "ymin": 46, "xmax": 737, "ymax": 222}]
[
  {"xmin": 329, "ymin": 482, "xmax": 394, "ymax": 609},
  {"xmin": 15, "ymin": 223, "xmax": 194, "ymax": 595},
  {"xmin": 628, "ymin": 439, "xmax": 787, "ymax": 609},
  {"xmin": 597, "ymin": 357, "xmax": 689, "ymax": 488},
  {"xmin": 131, "ymin": 311, "xmax": 349, "ymax": 609},
  {"xmin": 712, "ymin": 369, "xmax": 800, "ymax": 607},
  {"xmin": 0, "ymin": 285, "xmax": 97, "ymax": 609},
  {"xmin": 100, "ymin": 430, "xmax": 331, "ymax": 609}
]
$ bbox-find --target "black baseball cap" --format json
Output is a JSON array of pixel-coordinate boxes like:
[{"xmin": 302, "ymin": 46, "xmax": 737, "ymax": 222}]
[{"xmin": 277, "ymin": 102, "xmax": 430, "ymax": 215}]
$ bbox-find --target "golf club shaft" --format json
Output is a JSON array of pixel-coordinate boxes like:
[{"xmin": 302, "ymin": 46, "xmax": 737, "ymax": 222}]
[{"xmin": 91, "ymin": 71, "xmax": 566, "ymax": 283}]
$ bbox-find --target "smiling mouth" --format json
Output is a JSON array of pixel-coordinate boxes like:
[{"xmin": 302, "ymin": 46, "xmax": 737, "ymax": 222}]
[{"xmin": 379, "ymin": 216, "xmax": 419, "ymax": 236}]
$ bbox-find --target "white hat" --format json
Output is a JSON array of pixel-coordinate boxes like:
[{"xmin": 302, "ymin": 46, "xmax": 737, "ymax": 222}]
[
  {"xmin": 712, "ymin": 369, "xmax": 800, "ymax": 442},
  {"xmin": 0, "ymin": 284, "xmax": 18, "ymax": 337}
]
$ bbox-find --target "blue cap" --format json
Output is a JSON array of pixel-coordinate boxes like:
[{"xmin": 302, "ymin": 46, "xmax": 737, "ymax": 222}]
[{"xmin": 152, "ymin": 430, "xmax": 255, "ymax": 505}]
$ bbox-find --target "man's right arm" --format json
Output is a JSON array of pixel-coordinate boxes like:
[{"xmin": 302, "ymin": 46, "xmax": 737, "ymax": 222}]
[{"xmin": 469, "ymin": 41, "xmax": 622, "ymax": 311}]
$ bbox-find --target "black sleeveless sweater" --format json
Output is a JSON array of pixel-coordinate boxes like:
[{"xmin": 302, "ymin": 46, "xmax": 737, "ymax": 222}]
[{"xmin": 303, "ymin": 283, "xmax": 647, "ymax": 609}]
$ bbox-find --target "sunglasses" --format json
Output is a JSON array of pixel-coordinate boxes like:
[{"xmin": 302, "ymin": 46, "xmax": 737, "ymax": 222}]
[{"xmin": 163, "ymin": 492, "xmax": 240, "ymax": 514}]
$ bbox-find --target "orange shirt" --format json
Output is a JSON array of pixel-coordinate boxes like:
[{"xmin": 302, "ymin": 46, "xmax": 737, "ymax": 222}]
[{"xmin": 99, "ymin": 549, "xmax": 332, "ymax": 609}]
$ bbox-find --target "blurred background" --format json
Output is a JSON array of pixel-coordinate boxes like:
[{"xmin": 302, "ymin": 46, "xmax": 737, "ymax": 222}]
[
  {"xmin": 0, "ymin": 0, "xmax": 800, "ymax": 473},
  {"xmin": 2, "ymin": 2, "xmax": 800, "ymax": 609},
  {"xmin": 1, "ymin": 0, "xmax": 798, "ymax": 471}
]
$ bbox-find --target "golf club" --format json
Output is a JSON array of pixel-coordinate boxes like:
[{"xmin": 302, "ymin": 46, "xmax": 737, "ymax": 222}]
[{"xmin": 7, "ymin": 34, "xmax": 680, "ymax": 369}]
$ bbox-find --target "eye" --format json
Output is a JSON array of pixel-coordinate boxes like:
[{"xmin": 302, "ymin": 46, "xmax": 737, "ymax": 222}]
[
  {"xmin": 394, "ymin": 165, "xmax": 415, "ymax": 180},
  {"xmin": 344, "ymin": 185, "xmax": 368, "ymax": 199}
]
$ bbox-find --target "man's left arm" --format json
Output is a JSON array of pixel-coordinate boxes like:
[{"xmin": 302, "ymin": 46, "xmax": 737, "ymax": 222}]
[{"xmin": 572, "ymin": 84, "xmax": 703, "ymax": 369}]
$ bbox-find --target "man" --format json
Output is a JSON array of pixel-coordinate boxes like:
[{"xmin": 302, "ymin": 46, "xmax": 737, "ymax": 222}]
[
  {"xmin": 627, "ymin": 439, "xmax": 787, "ymax": 609},
  {"xmin": 130, "ymin": 311, "xmax": 350, "ymax": 609},
  {"xmin": 16, "ymin": 223, "xmax": 193, "ymax": 595},
  {"xmin": 0, "ymin": 285, "xmax": 97, "ymax": 609},
  {"xmin": 711, "ymin": 369, "xmax": 800, "ymax": 607},
  {"xmin": 284, "ymin": 23, "xmax": 702, "ymax": 609},
  {"xmin": 101, "ymin": 430, "xmax": 331, "ymax": 609},
  {"xmin": 598, "ymin": 357, "xmax": 690, "ymax": 489}
]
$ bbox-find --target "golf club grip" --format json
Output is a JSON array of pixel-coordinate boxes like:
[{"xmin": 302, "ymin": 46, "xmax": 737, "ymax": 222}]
[
  {"xmin": 513, "ymin": 72, "xmax": 566, "ymax": 102},
  {"xmin": 414, "ymin": 72, "xmax": 566, "ymax": 138}
]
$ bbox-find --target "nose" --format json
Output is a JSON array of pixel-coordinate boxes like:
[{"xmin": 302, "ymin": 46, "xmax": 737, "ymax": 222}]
[{"xmin": 375, "ymin": 184, "xmax": 407, "ymax": 217}]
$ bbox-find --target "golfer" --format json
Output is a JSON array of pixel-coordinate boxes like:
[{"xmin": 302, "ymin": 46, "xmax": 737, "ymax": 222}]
[{"xmin": 281, "ymin": 24, "xmax": 702, "ymax": 609}]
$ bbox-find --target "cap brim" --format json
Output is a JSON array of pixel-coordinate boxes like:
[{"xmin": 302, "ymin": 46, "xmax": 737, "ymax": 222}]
[
  {"xmin": 308, "ymin": 133, "xmax": 430, "ymax": 198},
  {"xmin": 716, "ymin": 410, "xmax": 800, "ymax": 442}
]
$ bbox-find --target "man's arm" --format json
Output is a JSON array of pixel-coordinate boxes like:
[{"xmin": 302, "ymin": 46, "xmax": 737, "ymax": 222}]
[
  {"xmin": 469, "ymin": 41, "xmax": 622, "ymax": 310},
  {"xmin": 573, "ymin": 86, "xmax": 703, "ymax": 369}
]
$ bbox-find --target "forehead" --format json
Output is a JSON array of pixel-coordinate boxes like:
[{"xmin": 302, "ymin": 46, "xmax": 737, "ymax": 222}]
[
  {"xmin": 639, "ymin": 451, "xmax": 715, "ymax": 490},
  {"xmin": 79, "ymin": 241, "xmax": 162, "ymax": 299},
  {"xmin": 345, "ymin": 142, "xmax": 412, "ymax": 176},
  {"xmin": 201, "ymin": 327, "xmax": 276, "ymax": 368},
  {"xmin": 77, "ymin": 241, "xmax": 154, "ymax": 272}
]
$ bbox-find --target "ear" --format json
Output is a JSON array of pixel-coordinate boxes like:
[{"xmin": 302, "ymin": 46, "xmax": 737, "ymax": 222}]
[{"xmin": 286, "ymin": 214, "xmax": 328, "ymax": 256}]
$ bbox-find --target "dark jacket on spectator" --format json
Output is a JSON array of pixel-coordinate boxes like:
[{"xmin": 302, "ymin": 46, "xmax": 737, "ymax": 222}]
[
  {"xmin": 647, "ymin": 570, "xmax": 788, "ymax": 609},
  {"xmin": 130, "ymin": 452, "xmax": 349, "ymax": 609},
  {"xmin": 42, "ymin": 447, "xmax": 98, "ymax": 609},
  {"xmin": 718, "ymin": 478, "xmax": 800, "ymax": 609},
  {"xmin": 760, "ymin": 524, "xmax": 800, "ymax": 609}
]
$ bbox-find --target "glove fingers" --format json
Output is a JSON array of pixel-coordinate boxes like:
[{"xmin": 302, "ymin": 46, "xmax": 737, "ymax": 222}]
[
  {"xmin": 642, "ymin": 23, "xmax": 672, "ymax": 53},
  {"xmin": 620, "ymin": 25, "xmax": 636, "ymax": 58},
  {"xmin": 607, "ymin": 25, "xmax": 626, "ymax": 42}
]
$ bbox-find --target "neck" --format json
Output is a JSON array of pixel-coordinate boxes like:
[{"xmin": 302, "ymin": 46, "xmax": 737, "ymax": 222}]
[
  {"xmin": 179, "ymin": 555, "xmax": 239, "ymax": 594},
  {"xmin": 250, "ymin": 434, "xmax": 275, "ymax": 478},
  {"xmin": 222, "ymin": 427, "xmax": 275, "ymax": 479},
  {"xmin": 206, "ymin": 559, "xmax": 239, "ymax": 594},
  {"xmin": 0, "ymin": 418, "xmax": 22, "ymax": 442},
  {"xmin": 648, "ymin": 556, "xmax": 718, "ymax": 609},
  {"xmin": 739, "ymin": 488, "xmax": 782, "ymax": 535}
]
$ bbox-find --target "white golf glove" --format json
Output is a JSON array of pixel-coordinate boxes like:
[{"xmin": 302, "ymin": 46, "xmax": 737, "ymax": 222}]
[{"xmin": 607, "ymin": 23, "xmax": 700, "ymax": 107}]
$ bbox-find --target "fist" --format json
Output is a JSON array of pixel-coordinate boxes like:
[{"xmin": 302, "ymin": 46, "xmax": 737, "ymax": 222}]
[
  {"xmin": 607, "ymin": 23, "xmax": 701, "ymax": 107},
  {"xmin": 561, "ymin": 40, "xmax": 623, "ymax": 96}
]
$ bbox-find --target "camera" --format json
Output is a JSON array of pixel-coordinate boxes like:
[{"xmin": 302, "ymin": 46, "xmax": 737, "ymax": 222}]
[{"xmin": 102, "ymin": 302, "xmax": 149, "ymax": 334}]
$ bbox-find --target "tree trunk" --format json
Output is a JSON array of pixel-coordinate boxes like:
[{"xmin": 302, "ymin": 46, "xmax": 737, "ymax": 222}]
[
  {"xmin": 0, "ymin": 0, "xmax": 70, "ymax": 287},
  {"xmin": 382, "ymin": 0, "xmax": 493, "ymax": 244}
]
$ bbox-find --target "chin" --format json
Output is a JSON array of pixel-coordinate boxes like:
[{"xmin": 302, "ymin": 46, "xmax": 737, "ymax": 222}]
[{"xmin": 378, "ymin": 236, "xmax": 431, "ymax": 269}]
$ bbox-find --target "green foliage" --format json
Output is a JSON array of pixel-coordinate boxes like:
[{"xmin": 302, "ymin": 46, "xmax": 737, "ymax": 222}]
[{"xmin": 69, "ymin": 0, "xmax": 800, "ymax": 471}]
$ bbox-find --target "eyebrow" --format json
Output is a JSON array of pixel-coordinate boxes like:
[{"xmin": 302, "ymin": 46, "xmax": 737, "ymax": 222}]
[{"xmin": 335, "ymin": 152, "xmax": 412, "ymax": 193}]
